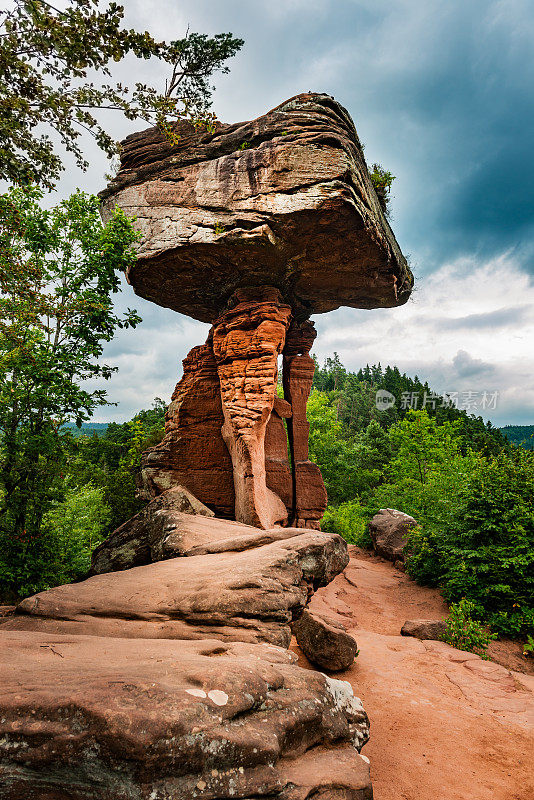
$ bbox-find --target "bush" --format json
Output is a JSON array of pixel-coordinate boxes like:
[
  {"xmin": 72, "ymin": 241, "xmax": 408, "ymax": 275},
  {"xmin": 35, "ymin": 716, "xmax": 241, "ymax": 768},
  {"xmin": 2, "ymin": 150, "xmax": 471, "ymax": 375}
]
[
  {"xmin": 406, "ymin": 448, "xmax": 534, "ymax": 636},
  {"xmin": 0, "ymin": 483, "xmax": 110, "ymax": 599},
  {"xmin": 322, "ymin": 500, "xmax": 372, "ymax": 547},
  {"xmin": 441, "ymin": 599, "xmax": 497, "ymax": 659}
]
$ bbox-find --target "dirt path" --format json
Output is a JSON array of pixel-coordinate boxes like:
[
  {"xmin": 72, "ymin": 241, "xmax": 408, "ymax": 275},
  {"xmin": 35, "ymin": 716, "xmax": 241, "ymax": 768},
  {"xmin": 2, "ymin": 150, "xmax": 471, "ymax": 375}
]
[{"xmin": 292, "ymin": 548, "xmax": 534, "ymax": 800}]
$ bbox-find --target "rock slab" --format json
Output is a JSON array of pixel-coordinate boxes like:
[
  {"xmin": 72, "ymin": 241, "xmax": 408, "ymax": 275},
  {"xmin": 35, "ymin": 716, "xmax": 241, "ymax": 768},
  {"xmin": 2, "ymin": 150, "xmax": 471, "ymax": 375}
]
[
  {"xmin": 100, "ymin": 92, "xmax": 413, "ymax": 323},
  {"xmin": 7, "ymin": 528, "xmax": 349, "ymax": 647},
  {"xmin": 0, "ymin": 631, "xmax": 371, "ymax": 800}
]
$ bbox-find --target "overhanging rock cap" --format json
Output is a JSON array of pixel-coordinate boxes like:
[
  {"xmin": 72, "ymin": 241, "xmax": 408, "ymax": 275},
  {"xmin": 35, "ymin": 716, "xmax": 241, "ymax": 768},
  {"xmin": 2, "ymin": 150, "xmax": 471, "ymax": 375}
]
[{"xmin": 100, "ymin": 92, "xmax": 413, "ymax": 323}]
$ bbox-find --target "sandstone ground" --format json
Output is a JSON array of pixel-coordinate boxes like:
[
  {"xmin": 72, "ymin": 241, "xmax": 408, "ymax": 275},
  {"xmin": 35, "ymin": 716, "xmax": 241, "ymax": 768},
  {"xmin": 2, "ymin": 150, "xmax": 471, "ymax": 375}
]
[{"xmin": 292, "ymin": 547, "xmax": 534, "ymax": 800}]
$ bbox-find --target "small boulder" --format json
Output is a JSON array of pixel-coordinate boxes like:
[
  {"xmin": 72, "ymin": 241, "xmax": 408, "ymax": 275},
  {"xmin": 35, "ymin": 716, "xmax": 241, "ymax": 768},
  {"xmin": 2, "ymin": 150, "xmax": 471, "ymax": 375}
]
[
  {"xmin": 90, "ymin": 485, "xmax": 214, "ymax": 574},
  {"xmin": 368, "ymin": 508, "xmax": 417, "ymax": 562},
  {"xmin": 292, "ymin": 609, "xmax": 358, "ymax": 671},
  {"xmin": 401, "ymin": 619, "xmax": 448, "ymax": 640}
]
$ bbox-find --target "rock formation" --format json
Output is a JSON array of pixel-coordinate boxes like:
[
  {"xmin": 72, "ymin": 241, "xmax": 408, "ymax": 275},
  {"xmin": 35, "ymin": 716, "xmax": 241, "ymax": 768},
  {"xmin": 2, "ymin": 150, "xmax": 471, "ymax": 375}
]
[
  {"xmin": 0, "ymin": 93, "xmax": 414, "ymax": 798},
  {"xmin": 100, "ymin": 92, "xmax": 413, "ymax": 529},
  {"xmin": 1, "ymin": 517, "xmax": 372, "ymax": 799},
  {"xmin": 293, "ymin": 608, "xmax": 359, "ymax": 671},
  {"xmin": 1, "ymin": 631, "xmax": 371, "ymax": 800}
]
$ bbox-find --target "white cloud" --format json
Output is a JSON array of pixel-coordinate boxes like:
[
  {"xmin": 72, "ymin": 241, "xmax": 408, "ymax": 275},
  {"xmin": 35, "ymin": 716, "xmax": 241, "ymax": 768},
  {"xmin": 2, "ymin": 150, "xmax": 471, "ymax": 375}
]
[{"xmin": 312, "ymin": 251, "xmax": 534, "ymax": 425}]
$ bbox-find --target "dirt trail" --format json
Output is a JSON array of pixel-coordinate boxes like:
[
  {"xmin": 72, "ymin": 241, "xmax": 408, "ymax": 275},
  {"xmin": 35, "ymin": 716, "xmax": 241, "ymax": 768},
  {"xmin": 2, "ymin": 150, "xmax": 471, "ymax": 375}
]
[{"xmin": 292, "ymin": 547, "xmax": 534, "ymax": 800}]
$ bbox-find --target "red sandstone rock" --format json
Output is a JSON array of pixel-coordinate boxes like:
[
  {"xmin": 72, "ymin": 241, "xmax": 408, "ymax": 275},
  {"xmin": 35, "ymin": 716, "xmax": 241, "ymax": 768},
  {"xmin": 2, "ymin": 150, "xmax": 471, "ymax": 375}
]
[
  {"xmin": 138, "ymin": 342, "xmax": 235, "ymax": 516},
  {"xmin": 6, "ymin": 529, "xmax": 349, "ymax": 646},
  {"xmin": 91, "ymin": 498, "xmax": 317, "ymax": 575},
  {"xmin": 90, "ymin": 486, "xmax": 213, "ymax": 574},
  {"xmin": 283, "ymin": 319, "xmax": 327, "ymax": 526},
  {"xmin": 265, "ymin": 395, "xmax": 293, "ymax": 513},
  {"xmin": 212, "ymin": 286, "xmax": 292, "ymax": 528},
  {"xmin": 0, "ymin": 631, "xmax": 371, "ymax": 799},
  {"xmin": 292, "ymin": 608, "xmax": 359, "ymax": 671},
  {"xmin": 100, "ymin": 92, "xmax": 413, "ymax": 323}
]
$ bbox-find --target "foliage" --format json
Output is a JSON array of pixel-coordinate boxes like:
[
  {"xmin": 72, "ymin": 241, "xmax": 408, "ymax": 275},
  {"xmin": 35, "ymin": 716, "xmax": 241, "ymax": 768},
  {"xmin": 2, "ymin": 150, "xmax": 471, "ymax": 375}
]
[
  {"xmin": 0, "ymin": 185, "xmax": 142, "ymax": 596},
  {"xmin": 523, "ymin": 635, "xmax": 534, "ymax": 657},
  {"xmin": 307, "ymin": 391, "xmax": 387, "ymax": 504},
  {"xmin": 0, "ymin": 0, "xmax": 243, "ymax": 188},
  {"xmin": 68, "ymin": 399, "xmax": 165, "ymax": 533},
  {"xmin": 500, "ymin": 425, "xmax": 534, "ymax": 450},
  {"xmin": 369, "ymin": 163, "xmax": 395, "ymax": 215},
  {"xmin": 405, "ymin": 442, "xmax": 534, "ymax": 636},
  {"xmin": 440, "ymin": 599, "xmax": 497, "ymax": 659},
  {"xmin": 0, "ymin": 482, "xmax": 110, "ymax": 598},
  {"xmin": 322, "ymin": 500, "xmax": 372, "ymax": 547}
]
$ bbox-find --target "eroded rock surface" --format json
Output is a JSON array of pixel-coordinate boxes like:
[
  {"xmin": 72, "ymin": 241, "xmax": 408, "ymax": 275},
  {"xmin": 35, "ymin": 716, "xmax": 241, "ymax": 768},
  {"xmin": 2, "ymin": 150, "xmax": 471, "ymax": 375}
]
[
  {"xmin": 212, "ymin": 286, "xmax": 292, "ymax": 528},
  {"xmin": 100, "ymin": 92, "xmax": 412, "ymax": 322},
  {"xmin": 90, "ymin": 485, "xmax": 213, "ymax": 574},
  {"xmin": 368, "ymin": 508, "xmax": 417, "ymax": 562},
  {"xmin": 7, "ymin": 530, "xmax": 349, "ymax": 646},
  {"xmin": 0, "ymin": 631, "xmax": 371, "ymax": 800},
  {"xmin": 138, "ymin": 342, "xmax": 236, "ymax": 516},
  {"xmin": 91, "ymin": 500, "xmax": 309, "ymax": 575}
]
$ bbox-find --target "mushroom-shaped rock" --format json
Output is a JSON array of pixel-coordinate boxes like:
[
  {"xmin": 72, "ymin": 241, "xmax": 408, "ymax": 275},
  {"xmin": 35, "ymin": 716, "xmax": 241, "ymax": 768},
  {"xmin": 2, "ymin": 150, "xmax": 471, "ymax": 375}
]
[
  {"xmin": 100, "ymin": 93, "xmax": 413, "ymax": 529},
  {"xmin": 100, "ymin": 92, "xmax": 413, "ymax": 322}
]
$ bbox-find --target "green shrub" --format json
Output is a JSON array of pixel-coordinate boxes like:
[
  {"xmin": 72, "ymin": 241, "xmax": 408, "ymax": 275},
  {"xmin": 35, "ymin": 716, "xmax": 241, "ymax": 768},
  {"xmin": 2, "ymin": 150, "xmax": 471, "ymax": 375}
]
[
  {"xmin": 406, "ymin": 448, "xmax": 534, "ymax": 636},
  {"xmin": 0, "ymin": 483, "xmax": 110, "ymax": 599},
  {"xmin": 441, "ymin": 599, "xmax": 497, "ymax": 659},
  {"xmin": 322, "ymin": 500, "xmax": 372, "ymax": 547}
]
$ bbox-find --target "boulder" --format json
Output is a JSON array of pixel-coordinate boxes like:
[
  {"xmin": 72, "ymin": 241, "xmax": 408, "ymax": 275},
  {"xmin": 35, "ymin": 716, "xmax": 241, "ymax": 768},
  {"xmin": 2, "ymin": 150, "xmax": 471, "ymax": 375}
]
[
  {"xmin": 0, "ymin": 630, "xmax": 371, "ymax": 800},
  {"xmin": 90, "ymin": 485, "xmax": 213, "ymax": 574},
  {"xmin": 401, "ymin": 619, "xmax": 448, "ymax": 640},
  {"xmin": 293, "ymin": 608, "xmax": 358, "ymax": 671},
  {"xmin": 368, "ymin": 508, "xmax": 417, "ymax": 562},
  {"xmin": 6, "ymin": 530, "xmax": 349, "ymax": 647},
  {"xmin": 100, "ymin": 92, "xmax": 413, "ymax": 323}
]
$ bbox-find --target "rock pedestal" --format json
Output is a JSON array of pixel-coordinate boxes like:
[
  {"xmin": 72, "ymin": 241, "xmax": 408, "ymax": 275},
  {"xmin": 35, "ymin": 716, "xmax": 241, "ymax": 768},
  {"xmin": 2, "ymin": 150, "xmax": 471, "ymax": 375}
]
[
  {"xmin": 101, "ymin": 91, "xmax": 413, "ymax": 530},
  {"xmin": 0, "ymin": 93, "xmax": 415, "ymax": 797},
  {"xmin": 212, "ymin": 286, "xmax": 292, "ymax": 528},
  {"xmin": 140, "ymin": 290, "xmax": 327, "ymax": 529}
]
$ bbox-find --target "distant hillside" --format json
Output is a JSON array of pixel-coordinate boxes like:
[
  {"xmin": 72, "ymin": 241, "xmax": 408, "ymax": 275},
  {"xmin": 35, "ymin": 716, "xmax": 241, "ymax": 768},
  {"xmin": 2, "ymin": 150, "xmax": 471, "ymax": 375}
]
[
  {"xmin": 499, "ymin": 425, "xmax": 534, "ymax": 450},
  {"xmin": 63, "ymin": 422, "xmax": 109, "ymax": 437}
]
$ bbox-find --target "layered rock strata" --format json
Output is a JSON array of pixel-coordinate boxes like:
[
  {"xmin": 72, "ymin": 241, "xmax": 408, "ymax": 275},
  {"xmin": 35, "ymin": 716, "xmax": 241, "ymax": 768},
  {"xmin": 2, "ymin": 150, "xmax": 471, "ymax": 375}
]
[
  {"xmin": 138, "ymin": 293, "xmax": 326, "ymax": 529},
  {"xmin": 99, "ymin": 92, "xmax": 413, "ymax": 321},
  {"xmin": 211, "ymin": 286, "xmax": 292, "ymax": 528},
  {"xmin": 0, "ymin": 632, "xmax": 371, "ymax": 800},
  {"xmin": 1, "ymin": 512, "xmax": 371, "ymax": 798},
  {"xmin": 6, "ymin": 527, "xmax": 348, "ymax": 646}
]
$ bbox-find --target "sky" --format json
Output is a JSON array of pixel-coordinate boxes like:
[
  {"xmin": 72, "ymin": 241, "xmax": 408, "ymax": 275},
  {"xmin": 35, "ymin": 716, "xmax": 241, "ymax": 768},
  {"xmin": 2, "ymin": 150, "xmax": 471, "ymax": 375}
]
[{"xmin": 50, "ymin": 0, "xmax": 534, "ymax": 425}]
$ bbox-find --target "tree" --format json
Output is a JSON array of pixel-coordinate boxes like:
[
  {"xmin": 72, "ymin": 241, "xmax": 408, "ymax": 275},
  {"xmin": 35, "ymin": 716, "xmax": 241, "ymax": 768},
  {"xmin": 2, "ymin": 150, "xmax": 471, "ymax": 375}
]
[
  {"xmin": 0, "ymin": 0, "xmax": 243, "ymax": 188},
  {"xmin": 0, "ymin": 185, "xmax": 141, "ymax": 565}
]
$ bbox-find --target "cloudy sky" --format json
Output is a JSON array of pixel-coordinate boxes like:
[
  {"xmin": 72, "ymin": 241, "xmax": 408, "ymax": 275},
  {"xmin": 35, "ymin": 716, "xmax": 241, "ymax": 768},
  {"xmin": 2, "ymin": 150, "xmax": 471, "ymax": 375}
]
[{"xmin": 51, "ymin": 0, "xmax": 534, "ymax": 425}]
